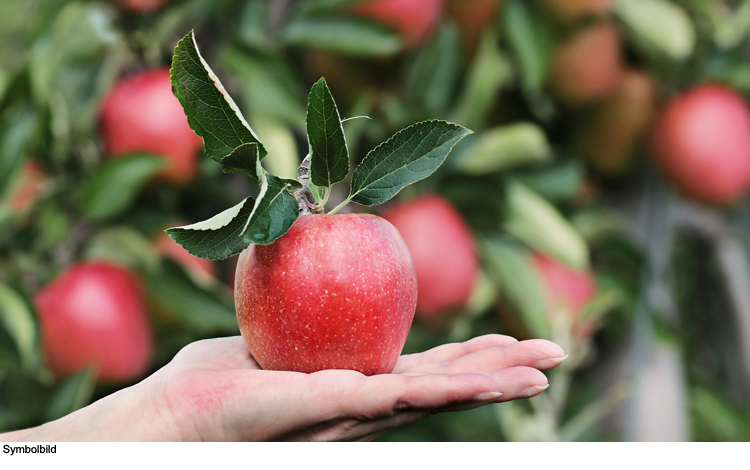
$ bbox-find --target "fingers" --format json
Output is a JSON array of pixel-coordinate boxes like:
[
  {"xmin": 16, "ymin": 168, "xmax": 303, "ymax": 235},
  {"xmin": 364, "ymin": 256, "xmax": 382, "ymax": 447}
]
[
  {"xmin": 398, "ymin": 338, "xmax": 566, "ymax": 376},
  {"xmin": 168, "ymin": 336, "xmax": 260, "ymax": 371},
  {"xmin": 393, "ymin": 334, "xmax": 519, "ymax": 374}
]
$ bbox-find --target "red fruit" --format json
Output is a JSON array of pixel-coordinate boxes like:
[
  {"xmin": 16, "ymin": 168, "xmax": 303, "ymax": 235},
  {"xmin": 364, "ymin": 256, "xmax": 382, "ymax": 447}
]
[
  {"xmin": 447, "ymin": 0, "xmax": 503, "ymax": 59},
  {"xmin": 100, "ymin": 68, "xmax": 203, "ymax": 184},
  {"xmin": 7, "ymin": 161, "xmax": 45, "ymax": 212},
  {"xmin": 382, "ymin": 194, "xmax": 478, "ymax": 318},
  {"xmin": 549, "ymin": 23, "xmax": 622, "ymax": 105},
  {"xmin": 111, "ymin": 0, "xmax": 174, "ymax": 13},
  {"xmin": 532, "ymin": 253, "xmax": 597, "ymax": 339},
  {"xmin": 234, "ymin": 214, "xmax": 417, "ymax": 375},
  {"xmin": 34, "ymin": 262, "xmax": 152, "ymax": 382},
  {"xmin": 351, "ymin": 0, "xmax": 445, "ymax": 47},
  {"xmin": 650, "ymin": 84, "xmax": 750, "ymax": 205},
  {"xmin": 576, "ymin": 69, "xmax": 658, "ymax": 175},
  {"xmin": 154, "ymin": 229, "xmax": 216, "ymax": 283},
  {"xmin": 537, "ymin": 0, "xmax": 611, "ymax": 23}
]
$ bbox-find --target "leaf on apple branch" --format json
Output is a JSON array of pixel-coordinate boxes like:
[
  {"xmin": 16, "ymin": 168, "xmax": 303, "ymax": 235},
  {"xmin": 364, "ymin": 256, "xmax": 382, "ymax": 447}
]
[
  {"xmin": 171, "ymin": 30, "xmax": 267, "ymax": 177},
  {"xmin": 167, "ymin": 31, "xmax": 473, "ymax": 259},
  {"xmin": 307, "ymin": 77, "xmax": 350, "ymax": 190},
  {"xmin": 166, "ymin": 197, "xmax": 256, "ymax": 260}
]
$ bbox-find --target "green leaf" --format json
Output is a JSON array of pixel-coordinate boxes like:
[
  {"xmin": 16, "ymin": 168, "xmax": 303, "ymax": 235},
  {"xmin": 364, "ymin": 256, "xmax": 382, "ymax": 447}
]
[
  {"xmin": 80, "ymin": 154, "xmax": 166, "ymax": 221},
  {"xmin": 454, "ymin": 30, "xmax": 513, "ymax": 130},
  {"xmin": 167, "ymin": 197, "xmax": 256, "ymax": 261},
  {"xmin": 406, "ymin": 22, "xmax": 461, "ymax": 115},
  {"xmin": 479, "ymin": 237, "xmax": 549, "ymax": 338},
  {"xmin": 0, "ymin": 283, "xmax": 41, "ymax": 372},
  {"xmin": 347, "ymin": 120, "xmax": 472, "ymax": 206},
  {"xmin": 277, "ymin": 16, "xmax": 403, "ymax": 57},
  {"xmin": 296, "ymin": 0, "xmax": 367, "ymax": 17},
  {"xmin": 515, "ymin": 160, "xmax": 585, "ymax": 203},
  {"xmin": 241, "ymin": 160, "xmax": 300, "ymax": 245},
  {"xmin": 250, "ymin": 117, "xmax": 301, "ymax": 179},
  {"xmin": 171, "ymin": 31, "xmax": 267, "ymax": 174},
  {"xmin": 307, "ymin": 77, "xmax": 350, "ymax": 188},
  {"xmin": 148, "ymin": 260, "xmax": 238, "ymax": 333},
  {"xmin": 503, "ymin": 181, "xmax": 589, "ymax": 270},
  {"xmin": 0, "ymin": 107, "xmax": 37, "ymax": 201},
  {"xmin": 44, "ymin": 367, "xmax": 95, "ymax": 422},
  {"xmin": 503, "ymin": 0, "xmax": 554, "ymax": 91},
  {"xmin": 614, "ymin": 0, "xmax": 695, "ymax": 62},
  {"xmin": 456, "ymin": 123, "xmax": 550, "ymax": 175}
]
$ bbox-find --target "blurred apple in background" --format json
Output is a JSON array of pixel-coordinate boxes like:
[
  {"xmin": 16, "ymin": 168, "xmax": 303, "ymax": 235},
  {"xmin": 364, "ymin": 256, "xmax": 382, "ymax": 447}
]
[
  {"xmin": 650, "ymin": 84, "xmax": 750, "ymax": 205},
  {"xmin": 575, "ymin": 69, "xmax": 658, "ymax": 175},
  {"xmin": 532, "ymin": 253, "xmax": 597, "ymax": 340},
  {"xmin": 34, "ymin": 262, "xmax": 153, "ymax": 383},
  {"xmin": 6, "ymin": 161, "xmax": 46, "ymax": 213},
  {"xmin": 537, "ymin": 0, "xmax": 611, "ymax": 24},
  {"xmin": 351, "ymin": 0, "xmax": 446, "ymax": 48},
  {"xmin": 307, "ymin": 51, "xmax": 401, "ymax": 105},
  {"xmin": 382, "ymin": 194, "xmax": 478, "ymax": 318},
  {"xmin": 549, "ymin": 22, "xmax": 622, "ymax": 106},
  {"xmin": 447, "ymin": 0, "xmax": 503, "ymax": 59},
  {"xmin": 111, "ymin": 0, "xmax": 174, "ymax": 13},
  {"xmin": 100, "ymin": 67, "xmax": 203, "ymax": 184}
]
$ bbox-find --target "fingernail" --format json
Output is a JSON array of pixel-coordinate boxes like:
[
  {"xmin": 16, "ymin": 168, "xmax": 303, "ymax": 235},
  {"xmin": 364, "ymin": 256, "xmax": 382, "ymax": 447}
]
[
  {"xmin": 474, "ymin": 391, "xmax": 503, "ymax": 401},
  {"xmin": 534, "ymin": 355, "xmax": 569, "ymax": 369},
  {"xmin": 521, "ymin": 384, "xmax": 549, "ymax": 398}
]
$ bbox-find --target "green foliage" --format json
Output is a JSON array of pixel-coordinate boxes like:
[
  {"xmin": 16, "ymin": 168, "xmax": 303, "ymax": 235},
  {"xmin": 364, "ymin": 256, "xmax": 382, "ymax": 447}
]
[{"xmin": 307, "ymin": 78, "xmax": 350, "ymax": 188}]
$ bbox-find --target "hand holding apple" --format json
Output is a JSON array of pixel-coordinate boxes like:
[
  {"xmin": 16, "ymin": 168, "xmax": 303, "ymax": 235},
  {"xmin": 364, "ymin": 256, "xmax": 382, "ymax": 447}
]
[{"xmin": 5, "ymin": 335, "xmax": 565, "ymax": 441}]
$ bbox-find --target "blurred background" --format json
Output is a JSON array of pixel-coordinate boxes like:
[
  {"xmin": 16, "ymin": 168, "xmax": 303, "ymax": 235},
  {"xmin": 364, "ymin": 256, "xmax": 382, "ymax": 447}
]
[{"xmin": 2, "ymin": 0, "xmax": 750, "ymax": 442}]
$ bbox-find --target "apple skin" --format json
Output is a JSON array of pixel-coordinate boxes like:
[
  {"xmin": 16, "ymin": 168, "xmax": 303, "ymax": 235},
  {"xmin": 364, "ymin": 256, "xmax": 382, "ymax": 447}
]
[
  {"xmin": 650, "ymin": 84, "xmax": 750, "ymax": 205},
  {"xmin": 351, "ymin": 0, "xmax": 445, "ymax": 48},
  {"xmin": 549, "ymin": 22, "xmax": 622, "ymax": 106},
  {"xmin": 447, "ymin": 0, "xmax": 503, "ymax": 60},
  {"xmin": 111, "ymin": 0, "xmax": 174, "ymax": 13},
  {"xmin": 537, "ymin": 0, "xmax": 611, "ymax": 23},
  {"xmin": 34, "ymin": 262, "xmax": 153, "ymax": 383},
  {"xmin": 100, "ymin": 68, "xmax": 203, "ymax": 184},
  {"xmin": 575, "ymin": 69, "xmax": 658, "ymax": 175},
  {"xmin": 234, "ymin": 214, "xmax": 417, "ymax": 376},
  {"xmin": 382, "ymin": 194, "xmax": 478, "ymax": 318}
]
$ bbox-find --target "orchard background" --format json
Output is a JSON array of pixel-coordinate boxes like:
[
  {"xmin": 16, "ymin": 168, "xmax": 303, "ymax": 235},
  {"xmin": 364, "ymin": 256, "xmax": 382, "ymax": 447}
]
[{"xmin": 2, "ymin": 0, "xmax": 750, "ymax": 441}]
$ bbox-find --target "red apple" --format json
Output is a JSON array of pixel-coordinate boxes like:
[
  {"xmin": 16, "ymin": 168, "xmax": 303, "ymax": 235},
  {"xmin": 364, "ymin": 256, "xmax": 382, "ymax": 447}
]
[
  {"xmin": 6, "ymin": 161, "xmax": 45, "ymax": 212},
  {"xmin": 111, "ymin": 0, "xmax": 175, "ymax": 13},
  {"xmin": 234, "ymin": 214, "xmax": 417, "ymax": 375},
  {"xmin": 34, "ymin": 262, "xmax": 153, "ymax": 382},
  {"xmin": 537, "ymin": 0, "xmax": 611, "ymax": 23},
  {"xmin": 154, "ymin": 226, "xmax": 216, "ymax": 283},
  {"xmin": 351, "ymin": 0, "xmax": 445, "ymax": 48},
  {"xmin": 650, "ymin": 84, "xmax": 750, "ymax": 205},
  {"xmin": 100, "ymin": 67, "xmax": 203, "ymax": 184},
  {"xmin": 447, "ymin": 0, "xmax": 503, "ymax": 59},
  {"xmin": 549, "ymin": 22, "xmax": 622, "ymax": 106},
  {"xmin": 382, "ymin": 194, "xmax": 478, "ymax": 318},
  {"xmin": 575, "ymin": 69, "xmax": 658, "ymax": 175}
]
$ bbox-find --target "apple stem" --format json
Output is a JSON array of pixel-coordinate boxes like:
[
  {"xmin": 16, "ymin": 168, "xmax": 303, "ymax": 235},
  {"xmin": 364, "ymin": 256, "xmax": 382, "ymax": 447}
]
[{"xmin": 328, "ymin": 197, "xmax": 351, "ymax": 215}]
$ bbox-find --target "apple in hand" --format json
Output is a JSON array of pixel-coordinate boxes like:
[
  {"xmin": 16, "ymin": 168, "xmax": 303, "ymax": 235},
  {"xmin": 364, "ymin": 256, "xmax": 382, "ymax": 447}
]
[
  {"xmin": 575, "ymin": 69, "xmax": 658, "ymax": 175},
  {"xmin": 549, "ymin": 22, "xmax": 622, "ymax": 106},
  {"xmin": 234, "ymin": 214, "xmax": 417, "ymax": 376},
  {"xmin": 650, "ymin": 84, "xmax": 750, "ymax": 205},
  {"xmin": 100, "ymin": 67, "xmax": 203, "ymax": 184},
  {"xmin": 34, "ymin": 262, "xmax": 153, "ymax": 382},
  {"xmin": 382, "ymin": 194, "xmax": 478, "ymax": 318},
  {"xmin": 351, "ymin": 0, "xmax": 445, "ymax": 48}
]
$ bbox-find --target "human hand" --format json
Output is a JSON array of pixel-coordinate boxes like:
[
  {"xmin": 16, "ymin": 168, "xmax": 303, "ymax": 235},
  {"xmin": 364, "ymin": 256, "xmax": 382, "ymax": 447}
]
[{"xmin": 10, "ymin": 334, "xmax": 566, "ymax": 442}]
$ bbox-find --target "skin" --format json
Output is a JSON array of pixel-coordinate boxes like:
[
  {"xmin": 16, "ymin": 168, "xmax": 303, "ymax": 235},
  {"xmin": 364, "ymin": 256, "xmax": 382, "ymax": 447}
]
[{"xmin": 1, "ymin": 334, "xmax": 566, "ymax": 442}]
